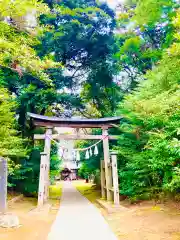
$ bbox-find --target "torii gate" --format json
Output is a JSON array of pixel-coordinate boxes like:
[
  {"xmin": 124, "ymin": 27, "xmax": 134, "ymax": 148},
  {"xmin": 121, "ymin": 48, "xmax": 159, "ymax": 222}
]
[{"xmin": 28, "ymin": 112, "xmax": 121, "ymax": 206}]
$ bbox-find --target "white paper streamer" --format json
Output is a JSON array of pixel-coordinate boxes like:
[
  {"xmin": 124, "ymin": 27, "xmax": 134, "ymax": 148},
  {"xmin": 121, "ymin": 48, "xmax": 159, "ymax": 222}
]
[
  {"xmin": 94, "ymin": 145, "xmax": 98, "ymax": 155},
  {"xmin": 76, "ymin": 151, "xmax": 80, "ymax": 161},
  {"xmin": 85, "ymin": 150, "xmax": 90, "ymax": 159}
]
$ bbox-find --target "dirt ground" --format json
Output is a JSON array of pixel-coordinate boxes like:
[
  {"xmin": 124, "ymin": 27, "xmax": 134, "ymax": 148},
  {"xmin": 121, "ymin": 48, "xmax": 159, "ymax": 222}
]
[
  {"xmin": 1, "ymin": 182, "xmax": 180, "ymax": 240},
  {"xmin": 0, "ymin": 187, "xmax": 61, "ymax": 240},
  {"xmin": 105, "ymin": 201, "xmax": 180, "ymax": 240},
  {"xmin": 74, "ymin": 181, "xmax": 180, "ymax": 240}
]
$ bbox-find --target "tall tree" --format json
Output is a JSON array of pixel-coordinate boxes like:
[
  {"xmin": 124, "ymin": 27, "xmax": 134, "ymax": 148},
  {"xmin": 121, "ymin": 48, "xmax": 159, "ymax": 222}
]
[
  {"xmin": 114, "ymin": 0, "xmax": 178, "ymax": 90},
  {"xmin": 0, "ymin": 0, "xmax": 62, "ymax": 194},
  {"xmin": 0, "ymin": 88, "xmax": 25, "ymax": 157},
  {"xmin": 37, "ymin": 0, "xmax": 121, "ymax": 117},
  {"xmin": 115, "ymin": 6, "xmax": 180, "ymax": 199}
]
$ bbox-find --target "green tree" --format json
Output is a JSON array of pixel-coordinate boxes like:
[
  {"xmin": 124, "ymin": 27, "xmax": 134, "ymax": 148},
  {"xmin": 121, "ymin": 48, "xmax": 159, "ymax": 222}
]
[
  {"xmin": 115, "ymin": 8, "xmax": 180, "ymax": 199},
  {"xmin": 0, "ymin": 0, "xmax": 62, "ymax": 194},
  {"xmin": 0, "ymin": 88, "xmax": 25, "ymax": 157},
  {"xmin": 114, "ymin": 0, "xmax": 177, "ymax": 90},
  {"xmin": 0, "ymin": 87, "xmax": 27, "ymax": 189},
  {"xmin": 37, "ymin": 0, "xmax": 121, "ymax": 116}
]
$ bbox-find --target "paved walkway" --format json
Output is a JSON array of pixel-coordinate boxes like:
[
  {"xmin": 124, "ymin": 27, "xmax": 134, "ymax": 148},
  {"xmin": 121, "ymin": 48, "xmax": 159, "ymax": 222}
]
[{"xmin": 48, "ymin": 181, "xmax": 117, "ymax": 240}]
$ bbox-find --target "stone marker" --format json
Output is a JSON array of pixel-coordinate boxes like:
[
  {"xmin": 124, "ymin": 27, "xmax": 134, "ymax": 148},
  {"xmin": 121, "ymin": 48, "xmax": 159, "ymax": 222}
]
[
  {"xmin": 0, "ymin": 157, "xmax": 7, "ymax": 213},
  {"xmin": 0, "ymin": 157, "xmax": 20, "ymax": 228}
]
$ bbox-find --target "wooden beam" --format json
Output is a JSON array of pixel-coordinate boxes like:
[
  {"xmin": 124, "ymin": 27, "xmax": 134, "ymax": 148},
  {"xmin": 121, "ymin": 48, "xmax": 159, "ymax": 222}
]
[
  {"xmin": 34, "ymin": 121, "xmax": 114, "ymax": 128},
  {"xmin": 34, "ymin": 134, "xmax": 119, "ymax": 140}
]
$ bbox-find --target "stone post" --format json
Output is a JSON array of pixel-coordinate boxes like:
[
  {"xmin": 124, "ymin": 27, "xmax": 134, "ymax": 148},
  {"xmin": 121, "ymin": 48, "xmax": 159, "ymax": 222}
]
[
  {"xmin": 111, "ymin": 151, "xmax": 120, "ymax": 205},
  {"xmin": 100, "ymin": 160, "xmax": 106, "ymax": 199},
  {"xmin": 38, "ymin": 152, "xmax": 47, "ymax": 207},
  {"xmin": 0, "ymin": 158, "xmax": 7, "ymax": 213}
]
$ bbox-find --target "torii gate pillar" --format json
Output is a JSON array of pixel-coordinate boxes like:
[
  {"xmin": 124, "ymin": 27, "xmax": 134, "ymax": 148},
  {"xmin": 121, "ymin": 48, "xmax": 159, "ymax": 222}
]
[
  {"xmin": 44, "ymin": 126, "xmax": 53, "ymax": 201},
  {"xmin": 102, "ymin": 127, "xmax": 113, "ymax": 202}
]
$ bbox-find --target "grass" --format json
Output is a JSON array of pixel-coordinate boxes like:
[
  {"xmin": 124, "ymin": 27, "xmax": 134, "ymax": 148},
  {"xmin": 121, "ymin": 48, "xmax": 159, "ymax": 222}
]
[
  {"xmin": 73, "ymin": 180, "xmax": 101, "ymax": 203},
  {"xmin": 49, "ymin": 181, "xmax": 63, "ymax": 199}
]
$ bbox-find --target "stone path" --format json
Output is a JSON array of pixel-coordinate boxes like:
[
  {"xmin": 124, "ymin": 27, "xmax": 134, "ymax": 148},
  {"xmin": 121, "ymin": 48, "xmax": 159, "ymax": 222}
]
[{"xmin": 48, "ymin": 181, "xmax": 117, "ymax": 240}]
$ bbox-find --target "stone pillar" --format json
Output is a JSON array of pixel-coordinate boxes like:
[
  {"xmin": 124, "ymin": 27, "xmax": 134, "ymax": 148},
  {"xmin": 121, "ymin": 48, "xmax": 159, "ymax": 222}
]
[
  {"xmin": 100, "ymin": 160, "xmax": 106, "ymax": 199},
  {"xmin": 108, "ymin": 160, "xmax": 113, "ymax": 199},
  {"xmin": 44, "ymin": 127, "xmax": 53, "ymax": 201},
  {"xmin": 0, "ymin": 158, "xmax": 7, "ymax": 213},
  {"xmin": 111, "ymin": 151, "xmax": 120, "ymax": 205},
  {"xmin": 38, "ymin": 152, "xmax": 47, "ymax": 207},
  {"xmin": 102, "ymin": 127, "xmax": 113, "ymax": 202}
]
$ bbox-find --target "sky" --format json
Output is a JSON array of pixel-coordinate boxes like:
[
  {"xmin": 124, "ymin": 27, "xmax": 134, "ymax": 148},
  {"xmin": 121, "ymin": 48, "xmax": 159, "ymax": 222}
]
[{"xmin": 101, "ymin": 0, "xmax": 124, "ymax": 9}]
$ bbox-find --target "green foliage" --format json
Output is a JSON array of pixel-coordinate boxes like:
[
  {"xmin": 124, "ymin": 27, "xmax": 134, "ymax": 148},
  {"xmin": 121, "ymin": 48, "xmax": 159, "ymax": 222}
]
[
  {"xmin": 0, "ymin": 0, "xmax": 49, "ymax": 19},
  {"xmin": 76, "ymin": 2, "xmax": 180, "ymax": 201},
  {"xmin": 0, "ymin": 1, "xmax": 58, "ymax": 85},
  {"xmin": 0, "ymin": 0, "xmax": 60, "ymax": 193},
  {"xmin": 50, "ymin": 144, "xmax": 61, "ymax": 184},
  {"xmin": 115, "ymin": 9, "xmax": 180, "ymax": 199},
  {"xmin": 164, "ymin": 167, "xmax": 180, "ymax": 193},
  {"xmin": 115, "ymin": 0, "xmax": 176, "ymax": 90},
  {"xmin": 78, "ymin": 163, "xmax": 91, "ymax": 179},
  {"xmin": 49, "ymin": 184, "xmax": 62, "ymax": 199},
  {"xmin": 38, "ymin": 0, "xmax": 120, "ymax": 116},
  {"xmin": 11, "ymin": 147, "xmax": 41, "ymax": 196},
  {"xmin": 0, "ymin": 88, "xmax": 25, "ymax": 157},
  {"xmin": 134, "ymin": 0, "xmax": 175, "ymax": 26}
]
